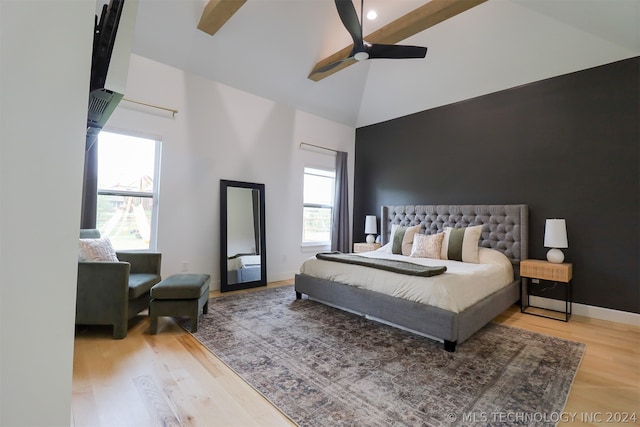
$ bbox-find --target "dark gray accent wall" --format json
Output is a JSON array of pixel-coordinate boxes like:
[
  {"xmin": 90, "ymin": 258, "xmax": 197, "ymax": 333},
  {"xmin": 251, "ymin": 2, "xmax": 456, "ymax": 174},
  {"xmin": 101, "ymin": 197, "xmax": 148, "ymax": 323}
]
[{"xmin": 353, "ymin": 57, "xmax": 639, "ymax": 314}]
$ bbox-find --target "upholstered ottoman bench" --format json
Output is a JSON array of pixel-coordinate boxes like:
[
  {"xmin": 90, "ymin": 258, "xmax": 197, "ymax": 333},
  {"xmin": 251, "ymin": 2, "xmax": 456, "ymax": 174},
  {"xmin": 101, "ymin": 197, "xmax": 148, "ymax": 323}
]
[{"xmin": 149, "ymin": 274, "xmax": 211, "ymax": 334}]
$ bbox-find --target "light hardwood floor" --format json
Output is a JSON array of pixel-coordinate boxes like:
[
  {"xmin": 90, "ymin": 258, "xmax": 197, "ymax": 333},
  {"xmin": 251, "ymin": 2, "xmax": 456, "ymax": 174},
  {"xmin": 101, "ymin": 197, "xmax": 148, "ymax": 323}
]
[{"xmin": 72, "ymin": 280, "xmax": 640, "ymax": 426}]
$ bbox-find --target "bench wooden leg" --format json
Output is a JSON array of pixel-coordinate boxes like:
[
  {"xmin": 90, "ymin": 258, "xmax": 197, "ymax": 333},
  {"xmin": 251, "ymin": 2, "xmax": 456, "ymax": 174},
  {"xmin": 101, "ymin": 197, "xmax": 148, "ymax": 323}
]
[
  {"xmin": 149, "ymin": 315, "xmax": 158, "ymax": 334},
  {"xmin": 444, "ymin": 340, "xmax": 457, "ymax": 352},
  {"xmin": 191, "ymin": 303, "xmax": 200, "ymax": 332},
  {"xmin": 113, "ymin": 323, "xmax": 127, "ymax": 339}
]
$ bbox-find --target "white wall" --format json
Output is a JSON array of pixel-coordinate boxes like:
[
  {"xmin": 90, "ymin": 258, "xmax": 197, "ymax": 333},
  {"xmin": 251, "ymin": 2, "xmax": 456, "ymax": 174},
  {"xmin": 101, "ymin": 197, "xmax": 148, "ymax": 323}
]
[
  {"xmin": 0, "ymin": 1, "xmax": 94, "ymax": 425},
  {"xmin": 107, "ymin": 54, "xmax": 355, "ymax": 289}
]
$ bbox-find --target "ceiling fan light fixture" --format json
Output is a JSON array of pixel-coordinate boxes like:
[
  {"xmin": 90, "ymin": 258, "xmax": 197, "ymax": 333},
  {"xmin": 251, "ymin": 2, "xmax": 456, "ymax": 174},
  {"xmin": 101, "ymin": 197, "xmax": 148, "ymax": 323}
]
[
  {"xmin": 354, "ymin": 51, "xmax": 369, "ymax": 61},
  {"xmin": 366, "ymin": 10, "xmax": 377, "ymax": 20}
]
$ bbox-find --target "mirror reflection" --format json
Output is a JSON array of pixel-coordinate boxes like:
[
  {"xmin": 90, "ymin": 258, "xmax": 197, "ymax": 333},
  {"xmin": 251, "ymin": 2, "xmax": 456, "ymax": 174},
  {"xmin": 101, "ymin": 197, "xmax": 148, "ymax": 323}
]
[{"xmin": 220, "ymin": 180, "xmax": 266, "ymax": 292}]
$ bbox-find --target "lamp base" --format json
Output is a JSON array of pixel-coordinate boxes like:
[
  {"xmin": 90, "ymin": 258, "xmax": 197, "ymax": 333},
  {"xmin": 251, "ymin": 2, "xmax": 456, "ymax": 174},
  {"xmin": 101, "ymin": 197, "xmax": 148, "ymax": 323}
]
[
  {"xmin": 366, "ymin": 234, "xmax": 375, "ymax": 244},
  {"xmin": 546, "ymin": 248, "xmax": 565, "ymax": 264}
]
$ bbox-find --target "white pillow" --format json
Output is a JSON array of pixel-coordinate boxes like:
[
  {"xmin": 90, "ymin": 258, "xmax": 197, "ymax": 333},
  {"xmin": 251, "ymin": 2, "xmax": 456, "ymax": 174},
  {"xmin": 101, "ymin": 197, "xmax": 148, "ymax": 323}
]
[
  {"xmin": 440, "ymin": 225, "xmax": 482, "ymax": 263},
  {"xmin": 79, "ymin": 237, "xmax": 119, "ymax": 262},
  {"xmin": 478, "ymin": 247, "xmax": 510, "ymax": 265},
  {"xmin": 410, "ymin": 233, "xmax": 444, "ymax": 259},
  {"xmin": 376, "ymin": 242, "xmax": 392, "ymax": 253},
  {"xmin": 478, "ymin": 248, "xmax": 514, "ymax": 278},
  {"xmin": 478, "ymin": 247, "xmax": 513, "ymax": 268}
]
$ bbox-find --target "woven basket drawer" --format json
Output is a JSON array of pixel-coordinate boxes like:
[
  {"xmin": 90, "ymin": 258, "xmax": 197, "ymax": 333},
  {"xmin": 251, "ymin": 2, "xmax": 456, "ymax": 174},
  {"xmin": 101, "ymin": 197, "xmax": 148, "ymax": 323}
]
[{"xmin": 520, "ymin": 260, "xmax": 572, "ymax": 282}]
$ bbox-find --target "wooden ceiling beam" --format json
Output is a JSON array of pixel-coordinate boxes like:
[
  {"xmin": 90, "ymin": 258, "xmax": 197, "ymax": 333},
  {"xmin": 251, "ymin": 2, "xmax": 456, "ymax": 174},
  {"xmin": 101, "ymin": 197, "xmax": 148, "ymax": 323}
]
[
  {"xmin": 197, "ymin": 0, "xmax": 247, "ymax": 36},
  {"xmin": 309, "ymin": 0, "xmax": 488, "ymax": 82}
]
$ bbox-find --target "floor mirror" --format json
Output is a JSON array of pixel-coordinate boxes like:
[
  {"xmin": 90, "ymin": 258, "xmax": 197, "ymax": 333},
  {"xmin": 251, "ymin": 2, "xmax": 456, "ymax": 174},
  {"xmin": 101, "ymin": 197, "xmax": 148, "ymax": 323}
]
[{"xmin": 220, "ymin": 180, "xmax": 266, "ymax": 292}]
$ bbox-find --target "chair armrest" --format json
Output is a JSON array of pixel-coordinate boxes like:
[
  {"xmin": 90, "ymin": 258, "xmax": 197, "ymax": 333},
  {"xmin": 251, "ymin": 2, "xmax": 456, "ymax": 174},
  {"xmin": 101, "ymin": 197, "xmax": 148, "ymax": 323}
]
[
  {"xmin": 116, "ymin": 252, "xmax": 162, "ymax": 275},
  {"xmin": 76, "ymin": 261, "xmax": 130, "ymax": 322}
]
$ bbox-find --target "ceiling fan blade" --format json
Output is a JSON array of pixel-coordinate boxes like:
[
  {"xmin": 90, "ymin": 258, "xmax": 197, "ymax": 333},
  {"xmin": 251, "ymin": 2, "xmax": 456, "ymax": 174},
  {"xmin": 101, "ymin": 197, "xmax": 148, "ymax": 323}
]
[
  {"xmin": 367, "ymin": 44, "xmax": 428, "ymax": 60},
  {"xmin": 315, "ymin": 57, "xmax": 353, "ymax": 74},
  {"xmin": 335, "ymin": 0, "xmax": 363, "ymax": 46}
]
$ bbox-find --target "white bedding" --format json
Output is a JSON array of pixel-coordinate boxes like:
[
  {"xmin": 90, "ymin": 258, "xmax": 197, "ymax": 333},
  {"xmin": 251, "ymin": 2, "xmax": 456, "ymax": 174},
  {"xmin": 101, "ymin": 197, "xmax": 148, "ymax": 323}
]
[
  {"xmin": 299, "ymin": 248, "xmax": 513, "ymax": 313},
  {"xmin": 228, "ymin": 255, "xmax": 261, "ymax": 271}
]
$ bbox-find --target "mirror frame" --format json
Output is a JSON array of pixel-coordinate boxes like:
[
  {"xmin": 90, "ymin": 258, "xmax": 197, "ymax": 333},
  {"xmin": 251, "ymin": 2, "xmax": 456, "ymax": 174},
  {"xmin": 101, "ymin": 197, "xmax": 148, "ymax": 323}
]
[{"xmin": 220, "ymin": 180, "xmax": 267, "ymax": 292}]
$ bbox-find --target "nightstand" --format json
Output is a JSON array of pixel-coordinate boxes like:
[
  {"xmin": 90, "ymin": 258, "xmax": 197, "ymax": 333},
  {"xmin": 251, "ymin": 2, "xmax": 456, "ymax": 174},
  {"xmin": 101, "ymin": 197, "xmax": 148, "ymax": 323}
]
[
  {"xmin": 353, "ymin": 242, "xmax": 381, "ymax": 253},
  {"xmin": 520, "ymin": 259, "xmax": 573, "ymax": 321}
]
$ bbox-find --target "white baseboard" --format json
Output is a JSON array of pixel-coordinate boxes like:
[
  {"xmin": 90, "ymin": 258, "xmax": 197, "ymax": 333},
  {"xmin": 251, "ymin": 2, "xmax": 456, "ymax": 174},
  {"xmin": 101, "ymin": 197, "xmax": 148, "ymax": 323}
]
[
  {"xmin": 209, "ymin": 278, "xmax": 221, "ymax": 291},
  {"xmin": 268, "ymin": 271, "xmax": 296, "ymax": 283},
  {"xmin": 207, "ymin": 272, "xmax": 295, "ymax": 291},
  {"xmin": 529, "ymin": 296, "xmax": 640, "ymax": 327}
]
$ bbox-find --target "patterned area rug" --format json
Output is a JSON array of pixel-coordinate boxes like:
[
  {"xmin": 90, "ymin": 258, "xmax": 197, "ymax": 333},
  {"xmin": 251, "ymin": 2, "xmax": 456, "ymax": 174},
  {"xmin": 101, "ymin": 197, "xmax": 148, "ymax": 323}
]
[{"xmin": 189, "ymin": 286, "xmax": 584, "ymax": 427}]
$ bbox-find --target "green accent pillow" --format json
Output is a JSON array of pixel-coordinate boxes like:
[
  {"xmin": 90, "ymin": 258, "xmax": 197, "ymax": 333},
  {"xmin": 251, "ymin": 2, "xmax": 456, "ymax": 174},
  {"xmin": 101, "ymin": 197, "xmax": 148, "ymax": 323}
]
[
  {"xmin": 392, "ymin": 226, "xmax": 408, "ymax": 255},
  {"xmin": 446, "ymin": 228, "xmax": 466, "ymax": 261},
  {"xmin": 440, "ymin": 225, "xmax": 483, "ymax": 263}
]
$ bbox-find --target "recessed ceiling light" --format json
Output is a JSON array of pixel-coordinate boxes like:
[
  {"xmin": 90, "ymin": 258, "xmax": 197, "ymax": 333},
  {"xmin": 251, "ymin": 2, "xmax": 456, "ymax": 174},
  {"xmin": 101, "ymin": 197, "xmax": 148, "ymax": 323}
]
[{"xmin": 366, "ymin": 10, "xmax": 377, "ymax": 20}]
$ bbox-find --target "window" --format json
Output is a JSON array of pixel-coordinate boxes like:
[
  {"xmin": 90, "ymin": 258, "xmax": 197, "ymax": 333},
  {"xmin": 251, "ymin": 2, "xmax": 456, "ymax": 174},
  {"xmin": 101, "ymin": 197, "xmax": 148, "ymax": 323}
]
[
  {"xmin": 302, "ymin": 167, "xmax": 335, "ymax": 245},
  {"xmin": 97, "ymin": 131, "xmax": 161, "ymax": 250}
]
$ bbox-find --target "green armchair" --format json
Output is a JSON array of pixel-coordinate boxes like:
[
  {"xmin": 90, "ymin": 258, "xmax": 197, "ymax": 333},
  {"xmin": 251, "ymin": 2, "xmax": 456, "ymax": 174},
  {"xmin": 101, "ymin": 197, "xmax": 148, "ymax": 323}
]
[{"xmin": 76, "ymin": 229, "xmax": 162, "ymax": 339}]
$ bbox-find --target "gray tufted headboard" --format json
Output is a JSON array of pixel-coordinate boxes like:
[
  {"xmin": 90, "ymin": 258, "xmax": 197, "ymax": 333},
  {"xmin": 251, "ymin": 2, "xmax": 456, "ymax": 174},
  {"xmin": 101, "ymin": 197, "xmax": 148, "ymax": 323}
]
[{"xmin": 381, "ymin": 205, "xmax": 528, "ymax": 267}]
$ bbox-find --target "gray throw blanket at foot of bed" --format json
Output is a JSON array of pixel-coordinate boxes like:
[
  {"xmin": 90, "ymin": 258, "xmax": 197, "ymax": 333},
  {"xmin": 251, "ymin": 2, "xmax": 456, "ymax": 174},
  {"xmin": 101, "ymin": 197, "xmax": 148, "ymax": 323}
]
[{"xmin": 316, "ymin": 252, "xmax": 447, "ymax": 277}]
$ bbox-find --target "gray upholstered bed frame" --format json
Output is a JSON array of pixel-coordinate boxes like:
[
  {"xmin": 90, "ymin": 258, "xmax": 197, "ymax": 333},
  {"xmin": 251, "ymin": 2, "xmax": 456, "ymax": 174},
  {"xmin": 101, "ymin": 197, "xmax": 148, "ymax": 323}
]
[
  {"xmin": 227, "ymin": 265, "xmax": 261, "ymax": 285},
  {"xmin": 295, "ymin": 204, "xmax": 528, "ymax": 352}
]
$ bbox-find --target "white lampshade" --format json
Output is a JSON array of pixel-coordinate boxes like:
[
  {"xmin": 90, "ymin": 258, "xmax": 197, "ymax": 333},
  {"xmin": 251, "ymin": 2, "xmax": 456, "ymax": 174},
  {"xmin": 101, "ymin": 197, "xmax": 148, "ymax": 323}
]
[
  {"xmin": 544, "ymin": 219, "xmax": 568, "ymax": 263},
  {"xmin": 364, "ymin": 215, "xmax": 377, "ymax": 234},
  {"xmin": 544, "ymin": 219, "xmax": 568, "ymax": 248},
  {"xmin": 365, "ymin": 215, "xmax": 377, "ymax": 243}
]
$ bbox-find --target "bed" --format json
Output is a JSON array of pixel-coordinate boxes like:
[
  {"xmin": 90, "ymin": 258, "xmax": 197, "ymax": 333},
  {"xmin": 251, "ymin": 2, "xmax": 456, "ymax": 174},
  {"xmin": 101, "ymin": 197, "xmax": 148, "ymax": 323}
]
[
  {"xmin": 227, "ymin": 253, "xmax": 262, "ymax": 285},
  {"xmin": 295, "ymin": 204, "xmax": 528, "ymax": 352}
]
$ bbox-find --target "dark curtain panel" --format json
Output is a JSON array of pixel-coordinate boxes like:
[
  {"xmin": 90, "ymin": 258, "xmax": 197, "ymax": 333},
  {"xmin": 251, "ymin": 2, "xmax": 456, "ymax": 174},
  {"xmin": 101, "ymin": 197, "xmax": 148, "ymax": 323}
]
[
  {"xmin": 80, "ymin": 130, "xmax": 99, "ymax": 229},
  {"xmin": 252, "ymin": 189, "xmax": 261, "ymax": 254},
  {"xmin": 331, "ymin": 151, "xmax": 349, "ymax": 252}
]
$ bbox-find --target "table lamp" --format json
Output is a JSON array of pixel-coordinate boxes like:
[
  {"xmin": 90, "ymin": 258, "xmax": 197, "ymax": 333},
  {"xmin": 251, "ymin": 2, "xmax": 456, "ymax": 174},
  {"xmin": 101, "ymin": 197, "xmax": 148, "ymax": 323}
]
[
  {"xmin": 544, "ymin": 219, "xmax": 568, "ymax": 263},
  {"xmin": 365, "ymin": 215, "xmax": 377, "ymax": 244}
]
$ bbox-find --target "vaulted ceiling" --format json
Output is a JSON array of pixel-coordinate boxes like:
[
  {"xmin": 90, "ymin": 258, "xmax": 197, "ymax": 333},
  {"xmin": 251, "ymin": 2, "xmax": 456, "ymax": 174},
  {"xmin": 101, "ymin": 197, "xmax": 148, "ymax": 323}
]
[{"xmin": 131, "ymin": 0, "xmax": 640, "ymax": 128}]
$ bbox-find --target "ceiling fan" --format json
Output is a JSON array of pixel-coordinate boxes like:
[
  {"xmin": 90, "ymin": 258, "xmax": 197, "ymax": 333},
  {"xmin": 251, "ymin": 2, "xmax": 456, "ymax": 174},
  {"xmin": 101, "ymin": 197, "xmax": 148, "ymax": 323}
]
[{"xmin": 316, "ymin": 0, "xmax": 428, "ymax": 74}]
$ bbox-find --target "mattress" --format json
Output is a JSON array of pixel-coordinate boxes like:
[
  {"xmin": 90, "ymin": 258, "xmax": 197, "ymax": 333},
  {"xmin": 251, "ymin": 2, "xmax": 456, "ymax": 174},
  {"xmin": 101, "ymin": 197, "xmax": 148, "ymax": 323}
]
[{"xmin": 299, "ymin": 247, "xmax": 513, "ymax": 313}]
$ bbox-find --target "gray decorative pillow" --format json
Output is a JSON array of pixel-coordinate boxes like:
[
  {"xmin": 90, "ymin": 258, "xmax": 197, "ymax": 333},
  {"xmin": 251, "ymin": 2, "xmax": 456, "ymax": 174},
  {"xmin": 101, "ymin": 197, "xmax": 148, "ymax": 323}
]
[
  {"xmin": 79, "ymin": 237, "xmax": 119, "ymax": 262},
  {"xmin": 440, "ymin": 225, "xmax": 482, "ymax": 263},
  {"xmin": 410, "ymin": 232, "xmax": 445, "ymax": 259}
]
